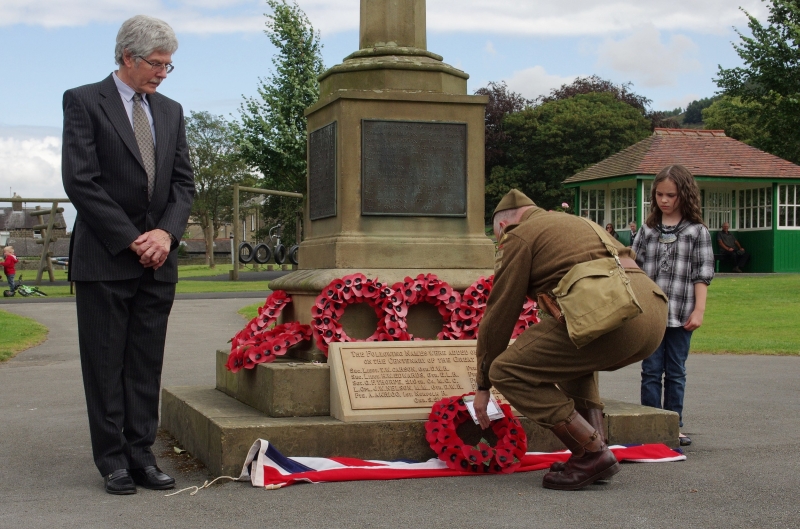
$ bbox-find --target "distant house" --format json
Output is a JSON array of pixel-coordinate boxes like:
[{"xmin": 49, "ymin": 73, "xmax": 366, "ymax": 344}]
[
  {"xmin": 0, "ymin": 198, "xmax": 67, "ymax": 238},
  {"xmin": 564, "ymin": 128, "xmax": 800, "ymax": 273}
]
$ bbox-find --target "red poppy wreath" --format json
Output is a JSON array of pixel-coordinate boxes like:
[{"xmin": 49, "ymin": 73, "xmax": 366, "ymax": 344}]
[
  {"xmin": 425, "ymin": 393, "xmax": 527, "ymax": 474},
  {"xmin": 311, "ymin": 273, "xmax": 406, "ymax": 355},
  {"xmin": 449, "ymin": 275, "xmax": 494, "ymax": 339},
  {"xmin": 449, "ymin": 275, "xmax": 539, "ymax": 340},
  {"xmin": 227, "ymin": 290, "xmax": 312, "ymax": 373},
  {"xmin": 390, "ymin": 274, "xmax": 462, "ymax": 340}
]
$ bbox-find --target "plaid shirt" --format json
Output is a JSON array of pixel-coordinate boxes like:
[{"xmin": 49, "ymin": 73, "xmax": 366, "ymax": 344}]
[{"xmin": 632, "ymin": 222, "xmax": 714, "ymax": 328}]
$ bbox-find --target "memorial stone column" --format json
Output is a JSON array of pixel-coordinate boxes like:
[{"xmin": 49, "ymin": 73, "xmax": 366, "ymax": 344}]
[{"xmin": 271, "ymin": 0, "xmax": 495, "ymax": 360}]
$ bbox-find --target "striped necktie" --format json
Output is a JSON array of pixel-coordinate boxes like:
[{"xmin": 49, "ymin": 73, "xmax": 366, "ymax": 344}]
[{"xmin": 132, "ymin": 93, "xmax": 155, "ymax": 200}]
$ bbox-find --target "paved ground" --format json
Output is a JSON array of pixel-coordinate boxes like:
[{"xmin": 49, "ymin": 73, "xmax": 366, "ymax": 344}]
[{"xmin": 1, "ymin": 297, "xmax": 799, "ymax": 529}]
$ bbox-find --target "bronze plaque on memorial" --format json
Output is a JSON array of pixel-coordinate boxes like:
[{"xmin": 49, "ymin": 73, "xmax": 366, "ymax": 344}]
[
  {"xmin": 328, "ymin": 341, "xmax": 511, "ymax": 422},
  {"xmin": 361, "ymin": 120, "xmax": 467, "ymax": 217},
  {"xmin": 309, "ymin": 122, "xmax": 337, "ymax": 220}
]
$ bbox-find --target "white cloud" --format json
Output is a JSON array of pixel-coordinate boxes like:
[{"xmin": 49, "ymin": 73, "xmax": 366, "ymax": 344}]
[
  {"xmin": 0, "ymin": 129, "xmax": 76, "ymax": 228},
  {"xmin": 484, "ymin": 40, "xmax": 497, "ymax": 56},
  {"xmin": 597, "ymin": 24, "xmax": 700, "ymax": 87},
  {"xmin": 0, "ymin": 0, "xmax": 768, "ymax": 36},
  {"xmin": 504, "ymin": 66, "xmax": 578, "ymax": 101}
]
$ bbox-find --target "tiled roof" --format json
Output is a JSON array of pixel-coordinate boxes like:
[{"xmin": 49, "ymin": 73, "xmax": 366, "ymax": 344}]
[
  {"xmin": 565, "ymin": 128, "xmax": 800, "ymax": 183},
  {"xmin": 0, "ymin": 207, "xmax": 67, "ymax": 231}
]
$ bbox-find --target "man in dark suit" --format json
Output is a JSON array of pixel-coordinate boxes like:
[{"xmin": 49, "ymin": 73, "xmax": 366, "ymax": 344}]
[{"xmin": 62, "ymin": 15, "xmax": 194, "ymax": 495}]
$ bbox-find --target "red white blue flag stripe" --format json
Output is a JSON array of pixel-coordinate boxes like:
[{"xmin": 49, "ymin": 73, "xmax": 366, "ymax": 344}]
[{"xmin": 238, "ymin": 439, "xmax": 685, "ymax": 489}]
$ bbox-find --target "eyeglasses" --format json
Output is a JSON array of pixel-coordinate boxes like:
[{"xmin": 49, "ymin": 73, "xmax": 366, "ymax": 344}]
[{"xmin": 136, "ymin": 56, "xmax": 174, "ymax": 74}]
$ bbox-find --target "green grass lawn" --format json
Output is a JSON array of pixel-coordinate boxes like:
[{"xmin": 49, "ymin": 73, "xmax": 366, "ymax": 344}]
[
  {"xmin": 239, "ymin": 303, "xmax": 262, "ymax": 319},
  {"xmin": 27, "ymin": 263, "xmax": 269, "ymax": 281},
  {"xmin": 12, "ymin": 264, "xmax": 273, "ymax": 297},
  {"xmin": 691, "ymin": 275, "xmax": 800, "ymax": 355},
  {"xmin": 0, "ymin": 310, "xmax": 48, "ymax": 362},
  {"xmin": 7, "ymin": 280, "xmax": 272, "ymax": 297}
]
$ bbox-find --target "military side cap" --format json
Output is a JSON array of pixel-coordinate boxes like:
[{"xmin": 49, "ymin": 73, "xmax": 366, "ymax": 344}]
[{"xmin": 493, "ymin": 189, "xmax": 536, "ymax": 218}]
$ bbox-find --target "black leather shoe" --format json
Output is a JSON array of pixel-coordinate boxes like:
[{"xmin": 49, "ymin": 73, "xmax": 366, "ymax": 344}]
[
  {"xmin": 130, "ymin": 466, "xmax": 175, "ymax": 490},
  {"xmin": 104, "ymin": 469, "xmax": 136, "ymax": 495},
  {"xmin": 679, "ymin": 434, "xmax": 692, "ymax": 446}
]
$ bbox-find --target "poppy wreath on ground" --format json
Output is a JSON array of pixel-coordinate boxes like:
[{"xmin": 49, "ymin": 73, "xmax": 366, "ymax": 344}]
[
  {"xmin": 311, "ymin": 273, "xmax": 407, "ymax": 355},
  {"xmin": 390, "ymin": 274, "xmax": 462, "ymax": 340},
  {"xmin": 425, "ymin": 393, "xmax": 527, "ymax": 474},
  {"xmin": 227, "ymin": 291, "xmax": 312, "ymax": 373}
]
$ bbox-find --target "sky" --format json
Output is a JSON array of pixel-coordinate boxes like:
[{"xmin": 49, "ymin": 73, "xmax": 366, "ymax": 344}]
[{"xmin": 0, "ymin": 0, "xmax": 767, "ymax": 228}]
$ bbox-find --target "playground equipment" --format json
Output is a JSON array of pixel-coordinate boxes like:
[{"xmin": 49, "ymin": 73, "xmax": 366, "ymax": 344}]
[
  {"xmin": 0, "ymin": 196, "xmax": 70, "ymax": 285},
  {"xmin": 231, "ymin": 185, "xmax": 303, "ymax": 279}
]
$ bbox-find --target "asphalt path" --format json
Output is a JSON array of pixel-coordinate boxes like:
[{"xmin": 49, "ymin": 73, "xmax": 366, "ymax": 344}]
[{"xmin": 1, "ymin": 297, "xmax": 798, "ymax": 529}]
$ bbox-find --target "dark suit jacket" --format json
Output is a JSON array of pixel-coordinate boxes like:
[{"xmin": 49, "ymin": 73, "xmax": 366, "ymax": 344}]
[{"xmin": 62, "ymin": 74, "xmax": 195, "ymax": 282}]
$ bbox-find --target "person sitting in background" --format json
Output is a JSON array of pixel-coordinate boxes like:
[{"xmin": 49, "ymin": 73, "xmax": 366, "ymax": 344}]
[
  {"xmin": 605, "ymin": 223, "xmax": 620, "ymax": 240},
  {"xmin": 716, "ymin": 222, "xmax": 750, "ymax": 273},
  {"xmin": 629, "ymin": 221, "xmax": 637, "ymax": 245}
]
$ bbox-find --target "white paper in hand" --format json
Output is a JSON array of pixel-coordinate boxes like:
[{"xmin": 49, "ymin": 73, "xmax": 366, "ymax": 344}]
[{"xmin": 463, "ymin": 395, "xmax": 505, "ymax": 425}]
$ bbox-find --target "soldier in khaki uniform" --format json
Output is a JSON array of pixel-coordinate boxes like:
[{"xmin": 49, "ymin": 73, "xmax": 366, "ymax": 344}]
[{"xmin": 473, "ymin": 189, "xmax": 668, "ymax": 490}]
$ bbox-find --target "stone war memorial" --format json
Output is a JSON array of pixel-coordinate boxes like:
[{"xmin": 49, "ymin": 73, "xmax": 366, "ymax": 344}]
[{"xmin": 162, "ymin": 0, "xmax": 677, "ymax": 478}]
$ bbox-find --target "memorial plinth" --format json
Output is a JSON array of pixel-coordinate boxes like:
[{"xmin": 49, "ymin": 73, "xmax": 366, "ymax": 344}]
[
  {"xmin": 270, "ymin": 0, "xmax": 494, "ymax": 359},
  {"xmin": 162, "ymin": 346, "xmax": 680, "ymax": 476},
  {"xmin": 161, "ymin": 1, "xmax": 680, "ymax": 475}
]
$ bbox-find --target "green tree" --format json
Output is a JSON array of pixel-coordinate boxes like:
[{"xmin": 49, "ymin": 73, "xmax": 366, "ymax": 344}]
[
  {"xmin": 186, "ymin": 111, "xmax": 251, "ymax": 268},
  {"xmin": 715, "ymin": 0, "xmax": 800, "ymax": 163},
  {"xmin": 474, "ymin": 82, "xmax": 531, "ymax": 218},
  {"xmin": 683, "ymin": 96, "xmax": 719, "ymax": 124},
  {"xmin": 536, "ymin": 74, "xmax": 679, "ymax": 130},
  {"xmin": 488, "ymin": 92, "xmax": 651, "ymax": 213},
  {"xmin": 236, "ymin": 0, "xmax": 324, "ymax": 245},
  {"xmin": 702, "ymin": 96, "xmax": 763, "ymax": 145}
]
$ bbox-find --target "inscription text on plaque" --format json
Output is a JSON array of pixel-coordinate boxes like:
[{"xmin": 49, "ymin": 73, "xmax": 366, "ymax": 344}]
[
  {"xmin": 361, "ymin": 120, "xmax": 467, "ymax": 217},
  {"xmin": 309, "ymin": 122, "xmax": 337, "ymax": 220},
  {"xmin": 328, "ymin": 341, "xmax": 510, "ymax": 422}
]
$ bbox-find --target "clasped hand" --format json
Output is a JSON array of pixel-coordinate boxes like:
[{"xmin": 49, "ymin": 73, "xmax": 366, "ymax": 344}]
[{"xmin": 130, "ymin": 229, "xmax": 171, "ymax": 270}]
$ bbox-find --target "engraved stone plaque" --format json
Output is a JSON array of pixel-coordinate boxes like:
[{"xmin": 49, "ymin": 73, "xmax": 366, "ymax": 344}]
[
  {"xmin": 361, "ymin": 120, "xmax": 467, "ymax": 216},
  {"xmin": 309, "ymin": 122, "xmax": 337, "ymax": 220},
  {"xmin": 329, "ymin": 341, "xmax": 511, "ymax": 422}
]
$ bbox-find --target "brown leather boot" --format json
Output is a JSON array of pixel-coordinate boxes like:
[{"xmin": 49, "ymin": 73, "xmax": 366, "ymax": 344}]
[
  {"xmin": 542, "ymin": 410, "xmax": 620, "ymax": 490},
  {"xmin": 549, "ymin": 408, "xmax": 606, "ymax": 472}
]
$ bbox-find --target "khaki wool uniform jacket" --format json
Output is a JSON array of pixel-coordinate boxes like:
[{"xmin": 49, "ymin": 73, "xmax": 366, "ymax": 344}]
[{"xmin": 475, "ymin": 207, "xmax": 668, "ymax": 427}]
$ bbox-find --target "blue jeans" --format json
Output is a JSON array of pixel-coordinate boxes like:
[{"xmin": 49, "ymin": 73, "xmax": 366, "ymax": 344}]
[
  {"xmin": 6, "ymin": 273, "xmax": 14, "ymax": 291},
  {"xmin": 641, "ymin": 327, "xmax": 693, "ymax": 428}
]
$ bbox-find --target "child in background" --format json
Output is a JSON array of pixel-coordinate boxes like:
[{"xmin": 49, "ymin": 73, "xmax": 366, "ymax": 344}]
[
  {"xmin": 631, "ymin": 165, "xmax": 714, "ymax": 447},
  {"xmin": 2, "ymin": 246, "xmax": 18, "ymax": 292}
]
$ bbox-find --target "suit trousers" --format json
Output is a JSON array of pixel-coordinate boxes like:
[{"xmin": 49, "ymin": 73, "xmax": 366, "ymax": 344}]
[
  {"xmin": 76, "ymin": 269, "xmax": 176, "ymax": 476},
  {"xmin": 489, "ymin": 270, "xmax": 668, "ymax": 428}
]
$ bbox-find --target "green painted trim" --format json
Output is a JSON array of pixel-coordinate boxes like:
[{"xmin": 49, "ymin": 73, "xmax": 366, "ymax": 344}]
[
  {"xmin": 566, "ymin": 176, "xmax": 800, "ymax": 188},
  {"xmin": 636, "ymin": 179, "xmax": 644, "ymax": 226}
]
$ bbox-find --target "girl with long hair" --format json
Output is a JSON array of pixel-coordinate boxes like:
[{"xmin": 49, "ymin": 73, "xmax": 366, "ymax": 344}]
[{"xmin": 631, "ymin": 164, "xmax": 714, "ymax": 446}]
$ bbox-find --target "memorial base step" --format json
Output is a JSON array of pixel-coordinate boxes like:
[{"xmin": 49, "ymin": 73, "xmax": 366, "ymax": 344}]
[{"xmin": 161, "ymin": 385, "xmax": 679, "ymax": 477}]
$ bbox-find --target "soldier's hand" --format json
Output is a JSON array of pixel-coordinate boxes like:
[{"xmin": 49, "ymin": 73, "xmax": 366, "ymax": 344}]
[{"xmin": 473, "ymin": 389, "xmax": 492, "ymax": 430}]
